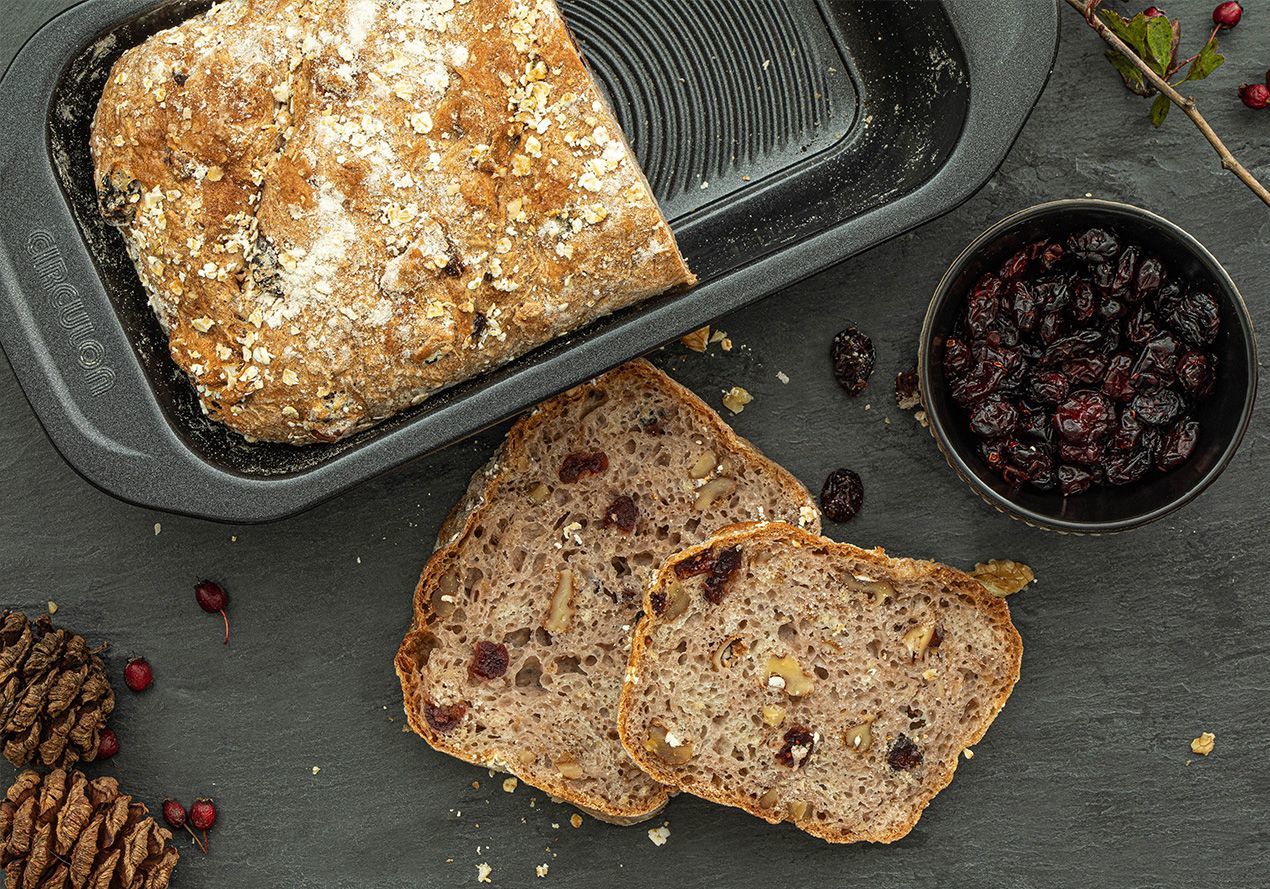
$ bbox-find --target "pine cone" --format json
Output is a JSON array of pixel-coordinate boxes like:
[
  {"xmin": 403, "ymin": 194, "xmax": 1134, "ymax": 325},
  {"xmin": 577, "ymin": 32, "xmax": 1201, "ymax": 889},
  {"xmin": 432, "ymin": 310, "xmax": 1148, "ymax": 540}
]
[
  {"xmin": 0, "ymin": 612, "xmax": 115, "ymax": 770},
  {"xmin": 0, "ymin": 769, "xmax": 178, "ymax": 889}
]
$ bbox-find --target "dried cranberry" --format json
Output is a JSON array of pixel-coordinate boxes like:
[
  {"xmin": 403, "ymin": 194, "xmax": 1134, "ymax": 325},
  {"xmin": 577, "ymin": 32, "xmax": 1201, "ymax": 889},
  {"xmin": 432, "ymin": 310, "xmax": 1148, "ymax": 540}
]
[
  {"xmin": 1067, "ymin": 228, "xmax": 1120, "ymax": 263},
  {"xmin": 1111, "ymin": 409, "xmax": 1147, "ymax": 452},
  {"xmin": 1064, "ymin": 354, "xmax": 1109, "ymax": 385},
  {"xmin": 1058, "ymin": 464, "xmax": 1095, "ymax": 496},
  {"xmin": 1098, "ymin": 295, "xmax": 1127, "ymax": 322},
  {"xmin": 1036, "ymin": 240, "xmax": 1064, "ymax": 269},
  {"xmin": 820, "ymin": 468, "xmax": 864, "ymax": 523},
  {"xmin": 999, "ymin": 248, "xmax": 1030, "ymax": 280},
  {"xmin": 424, "ymin": 700, "xmax": 468, "ymax": 732},
  {"xmin": 1037, "ymin": 312, "xmax": 1069, "ymax": 346},
  {"xmin": 886, "ymin": 734, "xmax": 923, "ymax": 771},
  {"xmin": 1131, "ymin": 389, "xmax": 1184, "ymax": 426},
  {"xmin": 1126, "ymin": 305, "xmax": 1162, "ymax": 346},
  {"xmin": 1058, "ymin": 440, "xmax": 1103, "ymax": 466},
  {"xmin": 968, "ymin": 396, "xmax": 1019, "ymax": 438},
  {"xmin": 1102, "ymin": 353, "xmax": 1135, "ymax": 402},
  {"xmin": 674, "ymin": 550, "xmax": 716, "ymax": 579},
  {"xmin": 1070, "ymin": 281, "xmax": 1097, "ymax": 323},
  {"xmin": 1176, "ymin": 351, "xmax": 1216, "ymax": 399},
  {"xmin": 558, "ymin": 451, "xmax": 609, "ymax": 483},
  {"xmin": 1130, "ymin": 334, "xmax": 1181, "ymax": 391},
  {"xmin": 470, "ymin": 641, "xmax": 509, "ymax": 680},
  {"xmin": 775, "ymin": 725, "xmax": 816, "ymax": 768},
  {"xmin": 1016, "ymin": 403, "xmax": 1053, "ymax": 442},
  {"xmin": 702, "ymin": 546, "xmax": 742, "ymax": 604},
  {"xmin": 1165, "ymin": 291, "xmax": 1220, "ymax": 346},
  {"xmin": 603, "ymin": 495, "xmax": 638, "ymax": 533},
  {"xmin": 830, "ymin": 325, "xmax": 876, "ymax": 395},
  {"xmin": 1134, "ymin": 256, "xmax": 1165, "ymax": 297},
  {"xmin": 1032, "ymin": 274, "xmax": 1073, "ymax": 312},
  {"xmin": 1041, "ymin": 329, "xmax": 1103, "ymax": 366},
  {"xmin": 895, "ymin": 367, "xmax": 921, "ymax": 408},
  {"xmin": 1009, "ymin": 281, "xmax": 1039, "ymax": 331},
  {"xmin": 942, "ymin": 336, "xmax": 973, "ymax": 379},
  {"xmin": 1005, "ymin": 440, "xmax": 1055, "ymax": 488},
  {"xmin": 1054, "ymin": 390, "xmax": 1115, "ymax": 443},
  {"xmin": 1105, "ymin": 449, "xmax": 1152, "ymax": 486},
  {"xmin": 1091, "ymin": 261, "xmax": 1116, "ymax": 292},
  {"xmin": 1030, "ymin": 371, "xmax": 1069, "ymax": 405},
  {"xmin": 1157, "ymin": 418, "xmax": 1200, "ymax": 470},
  {"xmin": 1112, "ymin": 246, "xmax": 1139, "ymax": 291},
  {"xmin": 965, "ymin": 281, "xmax": 1001, "ymax": 339},
  {"xmin": 979, "ymin": 438, "xmax": 1009, "ymax": 472}
]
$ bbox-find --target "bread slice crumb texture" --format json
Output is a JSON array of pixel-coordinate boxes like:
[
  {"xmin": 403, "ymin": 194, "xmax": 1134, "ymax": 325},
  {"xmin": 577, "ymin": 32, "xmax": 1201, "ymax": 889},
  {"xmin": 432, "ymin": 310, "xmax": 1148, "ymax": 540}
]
[
  {"xmin": 619, "ymin": 522, "xmax": 1022, "ymax": 843},
  {"xmin": 396, "ymin": 361, "xmax": 819, "ymax": 821}
]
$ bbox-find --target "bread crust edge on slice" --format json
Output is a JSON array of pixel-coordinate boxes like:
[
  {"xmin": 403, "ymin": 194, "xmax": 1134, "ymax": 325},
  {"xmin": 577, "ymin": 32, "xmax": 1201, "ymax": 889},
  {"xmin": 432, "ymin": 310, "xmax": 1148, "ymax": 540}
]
[
  {"xmin": 617, "ymin": 520, "xmax": 1022, "ymax": 843},
  {"xmin": 395, "ymin": 360, "xmax": 820, "ymax": 823}
]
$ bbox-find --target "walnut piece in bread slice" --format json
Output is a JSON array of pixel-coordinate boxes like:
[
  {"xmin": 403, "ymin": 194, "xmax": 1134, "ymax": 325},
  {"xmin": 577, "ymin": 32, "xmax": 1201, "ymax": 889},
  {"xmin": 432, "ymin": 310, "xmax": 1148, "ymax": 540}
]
[
  {"xmin": 395, "ymin": 361, "xmax": 820, "ymax": 822},
  {"xmin": 91, "ymin": 0, "xmax": 694, "ymax": 444},
  {"xmin": 619, "ymin": 522, "xmax": 1022, "ymax": 842}
]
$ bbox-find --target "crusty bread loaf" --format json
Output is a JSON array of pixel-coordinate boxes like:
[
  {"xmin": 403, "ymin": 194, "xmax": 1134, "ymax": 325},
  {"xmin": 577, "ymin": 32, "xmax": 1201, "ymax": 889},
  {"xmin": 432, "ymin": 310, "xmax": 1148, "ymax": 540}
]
[
  {"xmin": 618, "ymin": 522, "xmax": 1021, "ymax": 843},
  {"xmin": 395, "ymin": 361, "xmax": 819, "ymax": 822},
  {"xmin": 91, "ymin": 0, "xmax": 694, "ymax": 444}
]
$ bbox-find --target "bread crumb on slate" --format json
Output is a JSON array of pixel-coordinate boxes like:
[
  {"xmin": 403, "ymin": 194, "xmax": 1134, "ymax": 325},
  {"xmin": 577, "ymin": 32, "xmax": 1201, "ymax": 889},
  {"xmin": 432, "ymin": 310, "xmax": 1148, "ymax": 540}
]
[
  {"xmin": 476, "ymin": 862, "xmax": 492, "ymax": 883},
  {"xmin": 681, "ymin": 326, "xmax": 710, "ymax": 352},
  {"xmin": 471, "ymin": 780, "xmax": 480, "ymax": 790},
  {"xmin": 776, "ymin": 371, "xmax": 790, "ymax": 384},
  {"xmin": 648, "ymin": 825, "xmax": 671, "ymax": 846},
  {"xmin": 914, "ymin": 409, "xmax": 929, "ymax": 428},
  {"xmin": 503, "ymin": 778, "xmax": 518, "ymax": 793},
  {"xmin": 722, "ymin": 386, "xmax": 752, "ymax": 414},
  {"xmin": 153, "ymin": 522, "xmax": 162, "ymax": 535},
  {"xmin": 312, "ymin": 766, "xmax": 321, "ymax": 775},
  {"xmin": 46, "ymin": 601, "xmax": 58, "ymax": 615},
  {"xmin": 536, "ymin": 864, "xmax": 549, "ymax": 878},
  {"xmin": 1191, "ymin": 732, "xmax": 1216, "ymax": 756},
  {"xmin": 970, "ymin": 560, "xmax": 1035, "ymax": 597},
  {"xmin": 569, "ymin": 813, "xmax": 583, "ymax": 829},
  {"xmin": 963, "ymin": 748, "xmax": 974, "ymax": 760}
]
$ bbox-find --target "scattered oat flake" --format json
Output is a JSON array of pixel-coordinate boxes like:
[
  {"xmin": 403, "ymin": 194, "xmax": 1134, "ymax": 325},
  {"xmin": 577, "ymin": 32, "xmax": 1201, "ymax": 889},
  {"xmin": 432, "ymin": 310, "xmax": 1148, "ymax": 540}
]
[
  {"xmin": 312, "ymin": 766, "xmax": 321, "ymax": 775},
  {"xmin": 722, "ymin": 386, "xmax": 753, "ymax": 414},
  {"xmin": 709, "ymin": 329, "xmax": 727, "ymax": 344},
  {"xmin": 776, "ymin": 371, "xmax": 790, "ymax": 384},
  {"xmin": 680, "ymin": 326, "xmax": 709, "ymax": 352},
  {"xmin": 502, "ymin": 778, "xmax": 518, "ymax": 793},
  {"xmin": 536, "ymin": 864, "xmax": 549, "ymax": 878},
  {"xmin": 963, "ymin": 748, "xmax": 974, "ymax": 760},
  {"xmin": 970, "ymin": 560, "xmax": 1035, "ymax": 597},
  {"xmin": 153, "ymin": 522, "xmax": 162, "ymax": 536},
  {"xmin": 1191, "ymin": 732, "xmax": 1216, "ymax": 756},
  {"xmin": 46, "ymin": 601, "xmax": 58, "ymax": 615},
  {"xmin": 476, "ymin": 862, "xmax": 492, "ymax": 883},
  {"xmin": 648, "ymin": 825, "xmax": 671, "ymax": 846},
  {"xmin": 569, "ymin": 813, "xmax": 583, "ymax": 829},
  {"xmin": 914, "ymin": 409, "xmax": 929, "ymax": 428}
]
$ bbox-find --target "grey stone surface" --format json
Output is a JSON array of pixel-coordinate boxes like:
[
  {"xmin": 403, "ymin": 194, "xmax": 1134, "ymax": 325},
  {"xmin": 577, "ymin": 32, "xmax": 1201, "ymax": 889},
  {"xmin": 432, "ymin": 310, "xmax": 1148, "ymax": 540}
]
[{"xmin": 2, "ymin": 2, "xmax": 1267, "ymax": 886}]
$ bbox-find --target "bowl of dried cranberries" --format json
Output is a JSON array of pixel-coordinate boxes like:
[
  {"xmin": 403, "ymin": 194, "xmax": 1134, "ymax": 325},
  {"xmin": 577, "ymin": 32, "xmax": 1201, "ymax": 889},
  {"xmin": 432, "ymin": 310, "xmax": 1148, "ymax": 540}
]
[{"xmin": 919, "ymin": 199, "xmax": 1256, "ymax": 533}]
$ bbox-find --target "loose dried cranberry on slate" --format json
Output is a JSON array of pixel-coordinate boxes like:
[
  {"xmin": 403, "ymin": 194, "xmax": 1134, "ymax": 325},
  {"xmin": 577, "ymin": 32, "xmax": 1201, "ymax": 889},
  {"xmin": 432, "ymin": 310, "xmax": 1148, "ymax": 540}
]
[
  {"xmin": 558, "ymin": 451, "xmax": 609, "ymax": 483},
  {"xmin": 820, "ymin": 468, "xmax": 864, "ymax": 523},
  {"xmin": 424, "ymin": 701, "xmax": 468, "ymax": 732},
  {"xmin": 470, "ymin": 641, "xmax": 510, "ymax": 680},
  {"xmin": 1054, "ymin": 391, "xmax": 1115, "ymax": 444},
  {"xmin": 1157, "ymin": 418, "xmax": 1200, "ymax": 471},
  {"xmin": 1176, "ymin": 351, "xmax": 1216, "ymax": 399},
  {"xmin": 830, "ymin": 325, "xmax": 876, "ymax": 395},
  {"xmin": 775, "ymin": 725, "xmax": 817, "ymax": 769},
  {"xmin": 702, "ymin": 547, "xmax": 743, "ymax": 604},
  {"xmin": 603, "ymin": 495, "xmax": 638, "ymax": 533},
  {"xmin": 887, "ymin": 734, "xmax": 924, "ymax": 771}
]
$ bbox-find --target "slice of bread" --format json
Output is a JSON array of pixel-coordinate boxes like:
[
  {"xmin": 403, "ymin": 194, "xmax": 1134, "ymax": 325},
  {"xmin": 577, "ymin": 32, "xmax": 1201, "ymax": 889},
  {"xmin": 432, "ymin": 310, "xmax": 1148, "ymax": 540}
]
[
  {"xmin": 618, "ymin": 522, "xmax": 1022, "ymax": 843},
  {"xmin": 395, "ymin": 361, "xmax": 820, "ymax": 822}
]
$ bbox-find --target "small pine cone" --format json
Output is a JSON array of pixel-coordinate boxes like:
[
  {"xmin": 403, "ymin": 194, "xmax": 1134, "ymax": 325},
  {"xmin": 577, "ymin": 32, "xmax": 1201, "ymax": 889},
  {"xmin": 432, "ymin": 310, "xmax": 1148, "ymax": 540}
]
[
  {"xmin": 0, "ymin": 769, "xmax": 179, "ymax": 889},
  {"xmin": 0, "ymin": 612, "xmax": 116, "ymax": 770}
]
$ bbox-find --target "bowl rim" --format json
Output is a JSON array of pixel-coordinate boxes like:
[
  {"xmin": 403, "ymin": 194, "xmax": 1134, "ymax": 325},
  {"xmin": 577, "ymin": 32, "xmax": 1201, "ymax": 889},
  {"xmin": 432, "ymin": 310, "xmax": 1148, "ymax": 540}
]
[{"xmin": 918, "ymin": 197, "xmax": 1259, "ymax": 534}]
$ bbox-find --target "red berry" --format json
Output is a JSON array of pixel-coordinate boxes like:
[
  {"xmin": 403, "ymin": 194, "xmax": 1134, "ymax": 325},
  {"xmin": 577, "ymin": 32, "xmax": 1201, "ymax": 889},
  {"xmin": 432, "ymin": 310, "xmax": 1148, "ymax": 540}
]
[
  {"xmin": 162, "ymin": 799, "xmax": 187, "ymax": 830},
  {"xmin": 96, "ymin": 728, "xmax": 119, "ymax": 759},
  {"xmin": 195, "ymin": 580, "xmax": 231, "ymax": 645},
  {"xmin": 1144, "ymin": 6, "xmax": 1165, "ymax": 17},
  {"xmin": 123, "ymin": 657, "xmax": 153, "ymax": 692},
  {"xmin": 189, "ymin": 798, "xmax": 217, "ymax": 831},
  {"xmin": 1213, "ymin": 1, "xmax": 1242, "ymax": 28},
  {"xmin": 1239, "ymin": 82, "xmax": 1270, "ymax": 109}
]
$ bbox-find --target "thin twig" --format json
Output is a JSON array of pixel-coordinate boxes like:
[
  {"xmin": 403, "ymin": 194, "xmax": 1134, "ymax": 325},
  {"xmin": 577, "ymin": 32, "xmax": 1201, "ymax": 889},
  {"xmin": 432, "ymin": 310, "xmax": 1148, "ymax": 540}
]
[{"xmin": 1066, "ymin": 0, "xmax": 1270, "ymax": 207}]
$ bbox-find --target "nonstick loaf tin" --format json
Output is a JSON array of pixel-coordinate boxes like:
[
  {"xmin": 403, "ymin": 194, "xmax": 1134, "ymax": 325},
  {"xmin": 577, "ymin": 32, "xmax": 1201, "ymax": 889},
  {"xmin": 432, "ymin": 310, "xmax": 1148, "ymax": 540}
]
[{"xmin": 0, "ymin": 0, "xmax": 1058, "ymax": 523}]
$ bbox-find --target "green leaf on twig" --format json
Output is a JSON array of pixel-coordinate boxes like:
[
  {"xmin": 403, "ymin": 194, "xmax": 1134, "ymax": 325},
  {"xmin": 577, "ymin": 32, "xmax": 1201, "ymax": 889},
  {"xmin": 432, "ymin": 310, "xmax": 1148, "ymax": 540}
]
[
  {"xmin": 1105, "ymin": 50, "xmax": 1150, "ymax": 96},
  {"xmin": 1145, "ymin": 15, "xmax": 1174, "ymax": 75},
  {"xmin": 1183, "ymin": 37, "xmax": 1224, "ymax": 83},
  {"xmin": 1150, "ymin": 94, "xmax": 1171, "ymax": 127}
]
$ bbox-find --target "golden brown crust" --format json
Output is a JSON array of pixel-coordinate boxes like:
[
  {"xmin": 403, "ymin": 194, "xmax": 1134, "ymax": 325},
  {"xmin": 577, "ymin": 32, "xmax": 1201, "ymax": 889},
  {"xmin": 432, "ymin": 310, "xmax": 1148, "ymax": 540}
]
[
  {"xmin": 394, "ymin": 361, "xmax": 819, "ymax": 821},
  {"xmin": 91, "ymin": 0, "xmax": 694, "ymax": 444},
  {"xmin": 618, "ymin": 521, "xmax": 1023, "ymax": 844}
]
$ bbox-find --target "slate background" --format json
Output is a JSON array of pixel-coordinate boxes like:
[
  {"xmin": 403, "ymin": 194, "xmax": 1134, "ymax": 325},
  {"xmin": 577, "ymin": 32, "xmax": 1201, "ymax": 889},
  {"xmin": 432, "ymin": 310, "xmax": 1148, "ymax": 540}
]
[{"xmin": 2, "ymin": 1, "xmax": 1268, "ymax": 887}]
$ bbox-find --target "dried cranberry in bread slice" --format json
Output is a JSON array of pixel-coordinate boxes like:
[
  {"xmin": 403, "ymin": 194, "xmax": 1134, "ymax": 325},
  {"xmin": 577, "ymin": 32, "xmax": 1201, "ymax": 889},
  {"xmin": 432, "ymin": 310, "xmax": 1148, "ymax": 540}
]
[
  {"xmin": 91, "ymin": 0, "xmax": 694, "ymax": 444},
  {"xmin": 618, "ymin": 522, "xmax": 1021, "ymax": 843},
  {"xmin": 395, "ymin": 361, "xmax": 820, "ymax": 822}
]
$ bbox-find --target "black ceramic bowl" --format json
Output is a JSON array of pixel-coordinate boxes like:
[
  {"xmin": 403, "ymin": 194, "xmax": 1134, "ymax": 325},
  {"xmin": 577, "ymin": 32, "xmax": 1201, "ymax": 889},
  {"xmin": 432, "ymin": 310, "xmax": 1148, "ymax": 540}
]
[{"xmin": 918, "ymin": 199, "xmax": 1258, "ymax": 533}]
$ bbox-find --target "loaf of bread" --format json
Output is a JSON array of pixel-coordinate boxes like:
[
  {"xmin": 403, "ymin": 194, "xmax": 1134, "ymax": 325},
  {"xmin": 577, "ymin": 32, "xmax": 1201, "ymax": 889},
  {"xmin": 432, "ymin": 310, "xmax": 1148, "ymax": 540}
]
[
  {"xmin": 91, "ymin": 0, "xmax": 694, "ymax": 444},
  {"xmin": 395, "ymin": 361, "xmax": 819, "ymax": 822},
  {"xmin": 618, "ymin": 522, "xmax": 1022, "ymax": 843}
]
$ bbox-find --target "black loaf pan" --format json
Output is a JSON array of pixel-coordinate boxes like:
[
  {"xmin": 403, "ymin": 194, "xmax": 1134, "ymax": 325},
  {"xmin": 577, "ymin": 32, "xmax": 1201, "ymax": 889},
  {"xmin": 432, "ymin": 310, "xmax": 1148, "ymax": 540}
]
[{"xmin": 0, "ymin": 0, "xmax": 1058, "ymax": 523}]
